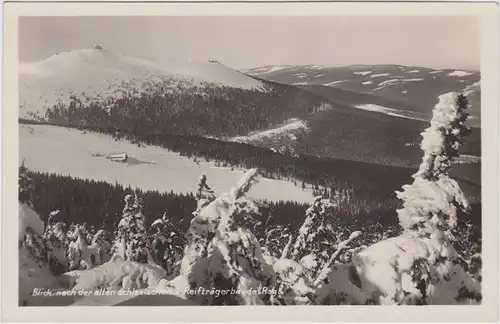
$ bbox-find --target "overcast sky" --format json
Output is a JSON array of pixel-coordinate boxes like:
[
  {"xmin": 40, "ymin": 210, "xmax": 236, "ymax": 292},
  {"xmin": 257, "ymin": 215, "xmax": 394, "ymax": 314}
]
[{"xmin": 19, "ymin": 16, "xmax": 480, "ymax": 70}]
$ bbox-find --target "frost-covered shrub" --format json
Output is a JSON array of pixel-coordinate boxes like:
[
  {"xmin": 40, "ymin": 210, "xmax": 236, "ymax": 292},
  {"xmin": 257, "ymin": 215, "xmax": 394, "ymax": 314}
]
[
  {"xmin": 92, "ymin": 229, "xmax": 111, "ymax": 265},
  {"xmin": 272, "ymin": 258, "xmax": 315, "ymax": 305},
  {"xmin": 65, "ymin": 224, "xmax": 102, "ymax": 270}
]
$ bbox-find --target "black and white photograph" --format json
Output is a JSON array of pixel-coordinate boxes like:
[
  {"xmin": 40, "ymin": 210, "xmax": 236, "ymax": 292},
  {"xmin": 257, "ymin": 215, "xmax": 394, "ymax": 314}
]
[{"xmin": 2, "ymin": 1, "xmax": 499, "ymax": 322}]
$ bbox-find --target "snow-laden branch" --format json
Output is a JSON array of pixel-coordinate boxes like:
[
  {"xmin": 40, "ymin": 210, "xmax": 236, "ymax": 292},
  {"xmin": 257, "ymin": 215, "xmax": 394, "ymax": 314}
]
[
  {"xmin": 229, "ymin": 168, "xmax": 259, "ymax": 201},
  {"xmin": 280, "ymin": 234, "xmax": 294, "ymax": 259},
  {"xmin": 313, "ymin": 231, "xmax": 361, "ymax": 286}
]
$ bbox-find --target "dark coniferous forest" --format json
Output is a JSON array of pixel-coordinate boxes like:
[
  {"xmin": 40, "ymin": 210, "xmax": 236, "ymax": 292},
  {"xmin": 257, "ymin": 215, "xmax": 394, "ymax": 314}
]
[
  {"xmin": 20, "ymin": 166, "xmax": 481, "ymax": 260},
  {"xmin": 42, "ymin": 81, "xmax": 330, "ymax": 138}
]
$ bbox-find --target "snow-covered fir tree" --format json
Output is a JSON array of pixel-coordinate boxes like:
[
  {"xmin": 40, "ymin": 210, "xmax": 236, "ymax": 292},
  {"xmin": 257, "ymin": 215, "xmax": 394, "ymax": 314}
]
[
  {"xmin": 392, "ymin": 92, "xmax": 481, "ymax": 304},
  {"xmin": 179, "ymin": 175, "xmax": 217, "ymax": 274},
  {"xmin": 396, "ymin": 92, "xmax": 472, "ymax": 238},
  {"xmin": 172, "ymin": 169, "xmax": 275, "ymax": 305},
  {"xmin": 290, "ymin": 196, "xmax": 337, "ymax": 277},
  {"xmin": 112, "ymin": 194, "xmax": 149, "ymax": 262},
  {"xmin": 43, "ymin": 221, "xmax": 68, "ymax": 275}
]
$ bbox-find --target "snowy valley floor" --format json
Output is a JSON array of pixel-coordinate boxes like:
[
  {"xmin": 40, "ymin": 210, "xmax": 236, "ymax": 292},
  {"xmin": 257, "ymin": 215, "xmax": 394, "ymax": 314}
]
[{"xmin": 19, "ymin": 124, "xmax": 315, "ymax": 203}]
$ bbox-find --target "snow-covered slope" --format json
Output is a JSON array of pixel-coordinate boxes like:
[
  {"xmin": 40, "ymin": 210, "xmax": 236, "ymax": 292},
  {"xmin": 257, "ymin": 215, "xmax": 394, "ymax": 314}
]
[
  {"xmin": 19, "ymin": 124, "xmax": 315, "ymax": 203},
  {"xmin": 230, "ymin": 118, "xmax": 309, "ymax": 144},
  {"xmin": 19, "ymin": 48, "xmax": 267, "ymax": 118},
  {"xmin": 19, "ymin": 202, "xmax": 45, "ymax": 241},
  {"xmin": 352, "ymin": 104, "xmax": 427, "ymax": 121}
]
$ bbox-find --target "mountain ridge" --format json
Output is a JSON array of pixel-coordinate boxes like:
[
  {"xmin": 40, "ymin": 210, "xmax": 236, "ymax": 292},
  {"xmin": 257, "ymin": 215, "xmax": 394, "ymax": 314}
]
[{"xmin": 243, "ymin": 64, "xmax": 481, "ymax": 127}]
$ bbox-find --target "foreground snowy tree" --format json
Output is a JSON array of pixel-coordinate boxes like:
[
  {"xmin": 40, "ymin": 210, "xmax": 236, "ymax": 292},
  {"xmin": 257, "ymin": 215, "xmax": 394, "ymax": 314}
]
[
  {"xmin": 396, "ymin": 92, "xmax": 471, "ymax": 237},
  {"xmin": 317, "ymin": 92, "xmax": 481, "ymax": 305},
  {"xmin": 19, "ymin": 203, "xmax": 66, "ymax": 305},
  {"xmin": 389, "ymin": 92, "xmax": 481, "ymax": 304},
  {"xmin": 43, "ymin": 222, "xmax": 69, "ymax": 275},
  {"xmin": 289, "ymin": 196, "xmax": 337, "ymax": 277},
  {"xmin": 260, "ymin": 194, "xmax": 362, "ymax": 305},
  {"xmin": 112, "ymin": 194, "xmax": 149, "ymax": 262},
  {"xmin": 165, "ymin": 169, "xmax": 275, "ymax": 305},
  {"xmin": 18, "ymin": 165, "xmax": 70, "ymax": 305}
]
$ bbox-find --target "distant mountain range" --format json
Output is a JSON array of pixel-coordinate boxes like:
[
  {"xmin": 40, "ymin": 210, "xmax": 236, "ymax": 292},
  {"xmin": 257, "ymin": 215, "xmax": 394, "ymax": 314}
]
[
  {"xmin": 19, "ymin": 48, "xmax": 481, "ymax": 171},
  {"xmin": 243, "ymin": 64, "xmax": 481, "ymax": 127}
]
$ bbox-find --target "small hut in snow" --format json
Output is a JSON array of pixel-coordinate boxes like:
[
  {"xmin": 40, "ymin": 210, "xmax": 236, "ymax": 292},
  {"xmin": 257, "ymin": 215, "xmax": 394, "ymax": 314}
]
[{"xmin": 106, "ymin": 153, "xmax": 128, "ymax": 163}]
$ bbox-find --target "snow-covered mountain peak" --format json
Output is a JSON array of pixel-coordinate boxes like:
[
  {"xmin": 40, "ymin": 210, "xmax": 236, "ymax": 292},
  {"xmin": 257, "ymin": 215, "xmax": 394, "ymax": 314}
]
[{"xmin": 19, "ymin": 48, "xmax": 268, "ymax": 118}]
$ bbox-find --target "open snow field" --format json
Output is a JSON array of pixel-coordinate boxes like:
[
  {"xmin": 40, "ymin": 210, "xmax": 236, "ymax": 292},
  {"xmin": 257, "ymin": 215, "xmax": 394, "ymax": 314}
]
[
  {"xmin": 230, "ymin": 118, "xmax": 308, "ymax": 143},
  {"xmin": 353, "ymin": 104, "xmax": 428, "ymax": 121},
  {"xmin": 19, "ymin": 124, "xmax": 315, "ymax": 203}
]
